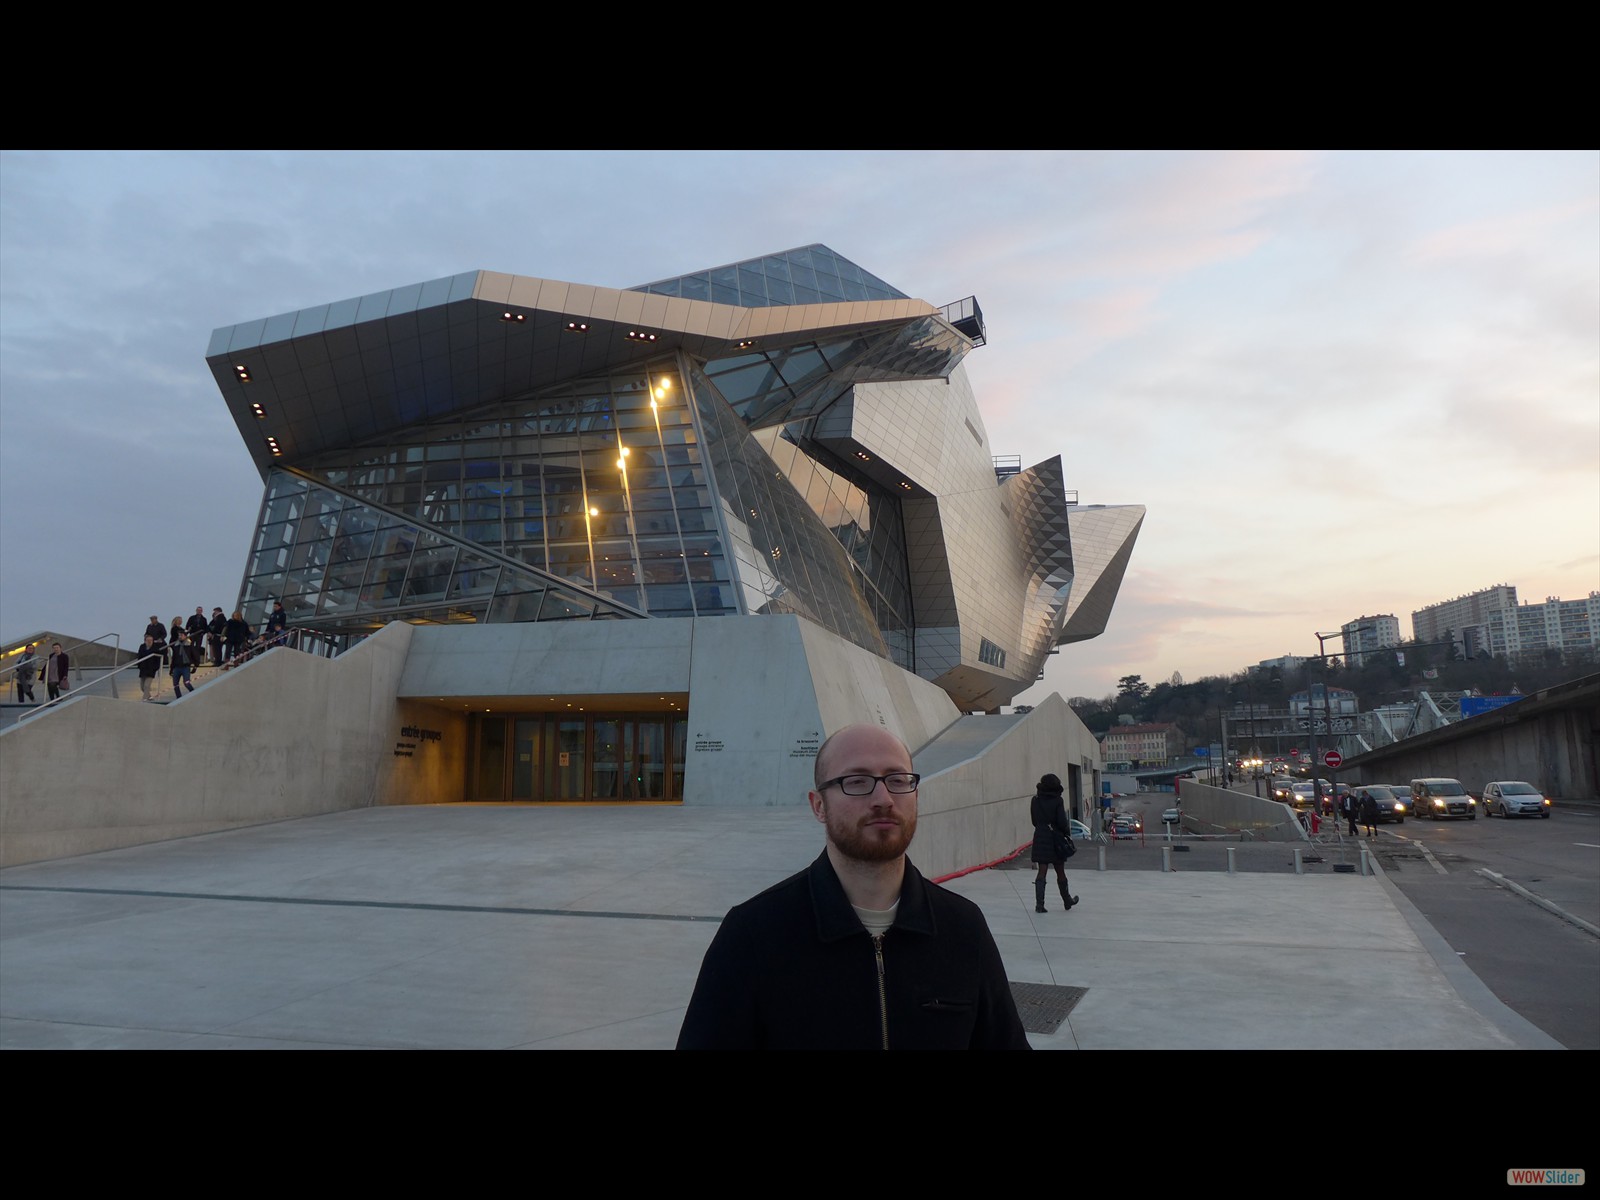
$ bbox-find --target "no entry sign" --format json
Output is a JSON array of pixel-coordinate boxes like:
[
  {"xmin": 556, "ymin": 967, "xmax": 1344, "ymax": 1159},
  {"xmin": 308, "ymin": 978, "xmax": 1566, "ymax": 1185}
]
[{"xmin": 1323, "ymin": 750, "xmax": 1343, "ymax": 769}]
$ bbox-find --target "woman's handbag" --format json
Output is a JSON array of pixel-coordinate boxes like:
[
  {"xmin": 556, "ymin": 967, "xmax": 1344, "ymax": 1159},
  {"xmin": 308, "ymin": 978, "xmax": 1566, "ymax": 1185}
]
[{"xmin": 1053, "ymin": 828, "xmax": 1076, "ymax": 859}]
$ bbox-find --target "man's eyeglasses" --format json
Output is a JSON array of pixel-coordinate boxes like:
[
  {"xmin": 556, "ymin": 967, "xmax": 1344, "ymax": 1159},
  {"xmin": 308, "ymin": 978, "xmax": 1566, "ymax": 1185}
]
[{"xmin": 818, "ymin": 772, "xmax": 920, "ymax": 796}]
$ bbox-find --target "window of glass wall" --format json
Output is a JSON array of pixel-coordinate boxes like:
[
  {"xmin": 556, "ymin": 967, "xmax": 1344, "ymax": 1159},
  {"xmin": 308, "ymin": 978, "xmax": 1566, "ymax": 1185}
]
[{"xmin": 287, "ymin": 359, "xmax": 735, "ymax": 622}]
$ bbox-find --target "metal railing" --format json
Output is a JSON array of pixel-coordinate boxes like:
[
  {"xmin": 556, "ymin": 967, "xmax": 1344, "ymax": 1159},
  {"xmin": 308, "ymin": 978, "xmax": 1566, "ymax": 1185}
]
[
  {"xmin": 5, "ymin": 626, "xmax": 353, "ymax": 726},
  {"xmin": 1, "ymin": 631, "xmax": 123, "ymax": 696}
]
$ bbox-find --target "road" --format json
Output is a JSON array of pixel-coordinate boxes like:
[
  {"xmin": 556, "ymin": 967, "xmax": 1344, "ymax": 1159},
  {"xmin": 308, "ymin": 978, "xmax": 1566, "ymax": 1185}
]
[
  {"xmin": 1373, "ymin": 805, "xmax": 1600, "ymax": 1049},
  {"xmin": 1098, "ymin": 787, "xmax": 1600, "ymax": 1049}
]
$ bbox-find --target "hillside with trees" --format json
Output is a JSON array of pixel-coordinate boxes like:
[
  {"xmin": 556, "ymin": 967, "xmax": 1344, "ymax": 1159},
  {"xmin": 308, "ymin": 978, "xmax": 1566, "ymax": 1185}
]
[{"xmin": 1069, "ymin": 642, "xmax": 1597, "ymax": 735}]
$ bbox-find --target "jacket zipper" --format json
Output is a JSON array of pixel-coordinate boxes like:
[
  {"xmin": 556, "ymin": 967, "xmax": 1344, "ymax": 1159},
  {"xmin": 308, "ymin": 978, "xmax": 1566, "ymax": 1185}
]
[{"xmin": 873, "ymin": 933, "xmax": 889, "ymax": 1050}]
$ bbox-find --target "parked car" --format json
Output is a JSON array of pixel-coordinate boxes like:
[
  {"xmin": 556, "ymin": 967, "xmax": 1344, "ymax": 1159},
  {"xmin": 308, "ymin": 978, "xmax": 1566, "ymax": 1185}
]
[
  {"xmin": 1410, "ymin": 777, "xmax": 1476, "ymax": 820},
  {"xmin": 1350, "ymin": 784, "xmax": 1406, "ymax": 823},
  {"xmin": 1069, "ymin": 818, "xmax": 1092, "ymax": 839},
  {"xmin": 1483, "ymin": 781, "xmax": 1551, "ymax": 819}
]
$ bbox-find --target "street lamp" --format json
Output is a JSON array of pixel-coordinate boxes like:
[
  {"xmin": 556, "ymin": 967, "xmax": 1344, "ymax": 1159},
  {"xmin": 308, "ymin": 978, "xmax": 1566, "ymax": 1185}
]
[{"xmin": 1309, "ymin": 626, "xmax": 1371, "ymax": 811}]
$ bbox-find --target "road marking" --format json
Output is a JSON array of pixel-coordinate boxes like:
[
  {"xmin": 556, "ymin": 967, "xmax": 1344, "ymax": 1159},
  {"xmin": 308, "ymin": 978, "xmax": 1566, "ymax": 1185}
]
[
  {"xmin": 1415, "ymin": 842, "xmax": 1449, "ymax": 875},
  {"xmin": 1574, "ymin": 842, "xmax": 1600, "ymax": 849},
  {"xmin": 1476, "ymin": 868, "xmax": 1600, "ymax": 938}
]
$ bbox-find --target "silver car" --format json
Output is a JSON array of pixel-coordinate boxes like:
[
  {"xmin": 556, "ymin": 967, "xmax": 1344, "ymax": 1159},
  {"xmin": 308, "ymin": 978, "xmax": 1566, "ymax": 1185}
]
[{"xmin": 1483, "ymin": 781, "xmax": 1551, "ymax": 819}]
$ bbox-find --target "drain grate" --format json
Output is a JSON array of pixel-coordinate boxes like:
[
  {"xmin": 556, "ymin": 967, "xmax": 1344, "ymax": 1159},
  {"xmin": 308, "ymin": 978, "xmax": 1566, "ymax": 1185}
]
[{"xmin": 1009, "ymin": 982, "xmax": 1087, "ymax": 1034}]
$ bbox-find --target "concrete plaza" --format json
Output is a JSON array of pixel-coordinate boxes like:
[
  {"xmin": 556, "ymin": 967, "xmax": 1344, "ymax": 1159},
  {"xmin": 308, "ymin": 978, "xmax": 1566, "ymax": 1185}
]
[{"xmin": 0, "ymin": 804, "xmax": 1559, "ymax": 1050}]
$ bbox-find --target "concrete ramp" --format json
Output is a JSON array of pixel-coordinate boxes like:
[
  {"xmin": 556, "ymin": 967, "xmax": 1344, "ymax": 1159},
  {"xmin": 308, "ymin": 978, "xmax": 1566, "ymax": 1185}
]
[{"xmin": 913, "ymin": 712, "xmax": 1027, "ymax": 774}]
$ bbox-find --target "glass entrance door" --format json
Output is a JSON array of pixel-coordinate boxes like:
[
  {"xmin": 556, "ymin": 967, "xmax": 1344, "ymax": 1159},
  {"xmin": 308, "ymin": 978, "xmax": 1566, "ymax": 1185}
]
[
  {"xmin": 474, "ymin": 716, "xmax": 507, "ymax": 800},
  {"xmin": 548, "ymin": 719, "xmax": 587, "ymax": 799},
  {"xmin": 471, "ymin": 712, "xmax": 682, "ymax": 802},
  {"xmin": 512, "ymin": 718, "xmax": 541, "ymax": 800}
]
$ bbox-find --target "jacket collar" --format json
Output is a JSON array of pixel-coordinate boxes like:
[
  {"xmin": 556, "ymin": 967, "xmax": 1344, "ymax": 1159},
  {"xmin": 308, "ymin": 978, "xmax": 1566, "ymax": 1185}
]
[{"xmin": 806, "ymin": 849, "xmax": 937, "ymax": 942}]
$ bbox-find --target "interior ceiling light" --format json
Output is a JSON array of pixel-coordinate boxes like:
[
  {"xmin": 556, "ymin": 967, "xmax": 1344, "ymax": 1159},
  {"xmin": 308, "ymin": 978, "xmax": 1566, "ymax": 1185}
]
[
  {"xmin": 500, "ymin": 311, "xmax": 526, "ymax": 323},
  {"xmin": 565, "ymin": 321, "xmax": 589, "ymax": 333},
  {"xmin": 234, "ymin": 364, "xmax": 252, "ymax": 382}
]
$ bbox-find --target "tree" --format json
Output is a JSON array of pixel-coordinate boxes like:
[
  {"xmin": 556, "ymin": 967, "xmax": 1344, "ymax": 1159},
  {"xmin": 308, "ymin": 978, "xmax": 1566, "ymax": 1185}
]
[
  {"xmin": 1117, "ymin": 675, "xmax": 1149, "ymax": 703},
  {"xmin": 1170, "ymin": 670, "xmax": 1184, "ymax": 686}
]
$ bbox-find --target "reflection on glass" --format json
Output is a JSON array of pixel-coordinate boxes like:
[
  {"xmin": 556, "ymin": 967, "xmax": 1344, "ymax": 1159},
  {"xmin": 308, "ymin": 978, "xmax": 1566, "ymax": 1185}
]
[
  {"xmin": 512, "ymin": 717, "xmax": 540, "ymax": 799},
  {"xmin": 549, "ymin": 719, "xmax": 586, "ymax": 799},
  {"xmin": 593, "ymin": 719, "xmax": 620, "ymax": 799},
  {"xmin": 477, "ymin": 717, "xmax": 506, "ymax": 800}
]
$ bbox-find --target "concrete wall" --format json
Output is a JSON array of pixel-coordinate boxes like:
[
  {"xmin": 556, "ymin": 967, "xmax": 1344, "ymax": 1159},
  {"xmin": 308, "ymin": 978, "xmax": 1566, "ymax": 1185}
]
[
  {"xmin": 683, "ymin": 614, "xmax": 962, "ymax": 807},
  {"xmin": 0, "ymin": 623, "xmax": 458, "ymax": 867},
  {"xmin": 1165, "ymin": 780, "xmax": 1308, "ymax": 842},
  {"xmin": 398, "ymin": 619, "xmax": 693, "ymax": 699},
  {"xmin": 400, "ymin": 615, "xmax": 964, "ymax": 810},
  {"xmin": 907, "ymin": 693, "xmax": 1105, "ymax": 877},
  {"xmin": 2, "ymin": 609, "xmax": 1104, "ymax": 877},
  {"xmin": 1345, "ymin": 677, "xmax": 1598, "ymax": 799}
]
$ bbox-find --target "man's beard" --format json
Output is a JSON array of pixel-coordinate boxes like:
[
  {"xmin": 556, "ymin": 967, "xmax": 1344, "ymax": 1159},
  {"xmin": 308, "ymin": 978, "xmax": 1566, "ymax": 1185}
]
[{"xmin": 824, "ymin": 803, "xmax": 917, "ymax": 863}]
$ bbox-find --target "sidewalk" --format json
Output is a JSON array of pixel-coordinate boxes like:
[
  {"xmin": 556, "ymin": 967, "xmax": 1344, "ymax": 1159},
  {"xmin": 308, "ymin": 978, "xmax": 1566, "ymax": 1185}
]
[{"xmin": 0, "ymin": 805, "xmax": 1560, "ymax": 1049}]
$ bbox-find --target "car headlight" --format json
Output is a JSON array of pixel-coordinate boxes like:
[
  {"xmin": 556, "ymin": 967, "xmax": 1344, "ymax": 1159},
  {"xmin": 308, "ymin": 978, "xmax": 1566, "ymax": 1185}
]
[
  {"xmin": 1468, "ymin": 798, "xmax": 1476, "ymax": 806},
  {"xmin": 1395, "ymin": 802, "xmax": 1406, "ymax": 811},
  {"xmin": 1433, "ymin": 798, "xmax": 1444, "ymax": 808},
  {"xmin": 1543, "ymin": 798, "xmax": 1552, "ymax": 806}
]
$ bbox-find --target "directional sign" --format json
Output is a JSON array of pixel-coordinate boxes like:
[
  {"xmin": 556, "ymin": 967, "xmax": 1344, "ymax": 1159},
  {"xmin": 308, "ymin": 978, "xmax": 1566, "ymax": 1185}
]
[{"xmin": 1323, "ymin": 750, "xmax": 1343, "ymax": 769}]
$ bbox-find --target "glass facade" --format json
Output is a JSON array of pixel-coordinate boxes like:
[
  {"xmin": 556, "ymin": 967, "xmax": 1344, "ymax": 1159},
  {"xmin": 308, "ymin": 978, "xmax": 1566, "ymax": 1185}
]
[
  {"xmin": 238, "ymin": 344, "xmax": 922, "ymax": 665},
  {"xmin": 632, "ymin": 244, "xmax": 907, "ymax": 309}
]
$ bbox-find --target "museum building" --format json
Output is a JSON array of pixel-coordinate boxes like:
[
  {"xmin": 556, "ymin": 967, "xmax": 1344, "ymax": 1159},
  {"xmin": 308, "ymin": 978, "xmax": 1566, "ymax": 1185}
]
[{"xmin": 205, "ymin": 246, "xmax": 1143, "ymax": 806}]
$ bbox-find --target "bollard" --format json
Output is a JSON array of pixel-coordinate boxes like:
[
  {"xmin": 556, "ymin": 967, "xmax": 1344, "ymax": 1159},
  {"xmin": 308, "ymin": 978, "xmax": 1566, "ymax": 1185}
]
[
  {"xmin": 1097, "ymin": 843, "xmax": 1107, "ymax": 872},
  {"xmin": 1293, "ymin": 847, "xmax": 1304, "ymax": 875},
  {"xmin": 1227, "ymin": 846, "xmax": 1236, "ymax": 876},
  {"xmin": 1360, "ymin": 848, "xmax": 1370, "ymax": 877},
  {"xmin": 1162, "ymin": 845, "xmax": 1172, "ymax": 873}
]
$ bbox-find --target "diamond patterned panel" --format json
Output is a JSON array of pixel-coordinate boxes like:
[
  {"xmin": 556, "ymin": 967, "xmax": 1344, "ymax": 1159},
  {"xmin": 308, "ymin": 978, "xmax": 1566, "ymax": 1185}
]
[{"xmin": 1059, "ymin": 505, "xmax": 1145, "ymax": 644}]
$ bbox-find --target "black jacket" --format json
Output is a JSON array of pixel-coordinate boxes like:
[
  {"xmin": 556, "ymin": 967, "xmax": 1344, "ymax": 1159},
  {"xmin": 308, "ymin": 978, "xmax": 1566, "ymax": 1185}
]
[
  {"xmin": 677, "ymin": 850, "xmax": 1030, "ymax": 1050},
  {"xmin": 1030, "ymin": 789, "xmax": 1071, "ymax": 864}
]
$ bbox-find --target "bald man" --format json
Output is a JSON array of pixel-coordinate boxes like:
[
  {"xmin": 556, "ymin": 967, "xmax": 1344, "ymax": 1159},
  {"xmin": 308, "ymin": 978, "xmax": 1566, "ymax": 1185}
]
[{"xmin": 677, "ymin": 724, "xmax": 1029, "ymax": 1050}]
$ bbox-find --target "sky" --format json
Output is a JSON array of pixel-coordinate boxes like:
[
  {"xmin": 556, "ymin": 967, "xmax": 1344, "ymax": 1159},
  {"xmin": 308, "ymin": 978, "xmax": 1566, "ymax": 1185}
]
[{"xmin": 2, "ymin": 150, "xmax": 1596, "ymax": 701}]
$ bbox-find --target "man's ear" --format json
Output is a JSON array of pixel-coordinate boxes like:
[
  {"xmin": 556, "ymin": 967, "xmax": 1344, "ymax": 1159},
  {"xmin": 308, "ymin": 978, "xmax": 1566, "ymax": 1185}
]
[{"xmin": 808, "ymin": 790, "xmax": 827, "ymax": 824}]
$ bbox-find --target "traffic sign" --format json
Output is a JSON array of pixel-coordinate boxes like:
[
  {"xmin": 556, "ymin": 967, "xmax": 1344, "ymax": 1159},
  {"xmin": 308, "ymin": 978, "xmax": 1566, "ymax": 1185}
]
[{"xmin": 1323, "ymin": 750, "xmax": 1343, "ymax": 769}]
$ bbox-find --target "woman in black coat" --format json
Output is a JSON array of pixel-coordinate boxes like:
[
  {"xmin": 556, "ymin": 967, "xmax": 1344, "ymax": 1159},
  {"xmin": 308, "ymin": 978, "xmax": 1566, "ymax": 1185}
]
[{"xmin": 1029, "ymin": 773, "xmax": 1079, "ymax": 913}]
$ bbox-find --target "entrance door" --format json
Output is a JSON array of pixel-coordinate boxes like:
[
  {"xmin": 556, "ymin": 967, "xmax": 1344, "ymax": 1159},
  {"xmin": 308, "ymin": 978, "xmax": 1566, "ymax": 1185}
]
[
  {"xmin": 475, "ymin": 716, "xmax": 508, "ymax": 800},
  {"xmin": 471, "ymin": 712, "xmax": 682, "ymax": 801},
  {"xmin": 512, "ymin": 717, "xmax": 542, "ymax": 800},
  {"xmin": 548, "ymin": 719, "xmax": 587, "ymax": 800},
  {"xmin": 592, "ymin": 719, "xmax": 622, "ymax": 799}
]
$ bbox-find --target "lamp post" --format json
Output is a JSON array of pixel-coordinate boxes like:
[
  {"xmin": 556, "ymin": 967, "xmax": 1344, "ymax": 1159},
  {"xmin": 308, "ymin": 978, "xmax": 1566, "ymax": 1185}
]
[{"xmin": 1311, "ymin": 626, "xmax": 1371, "ymax": 813}]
